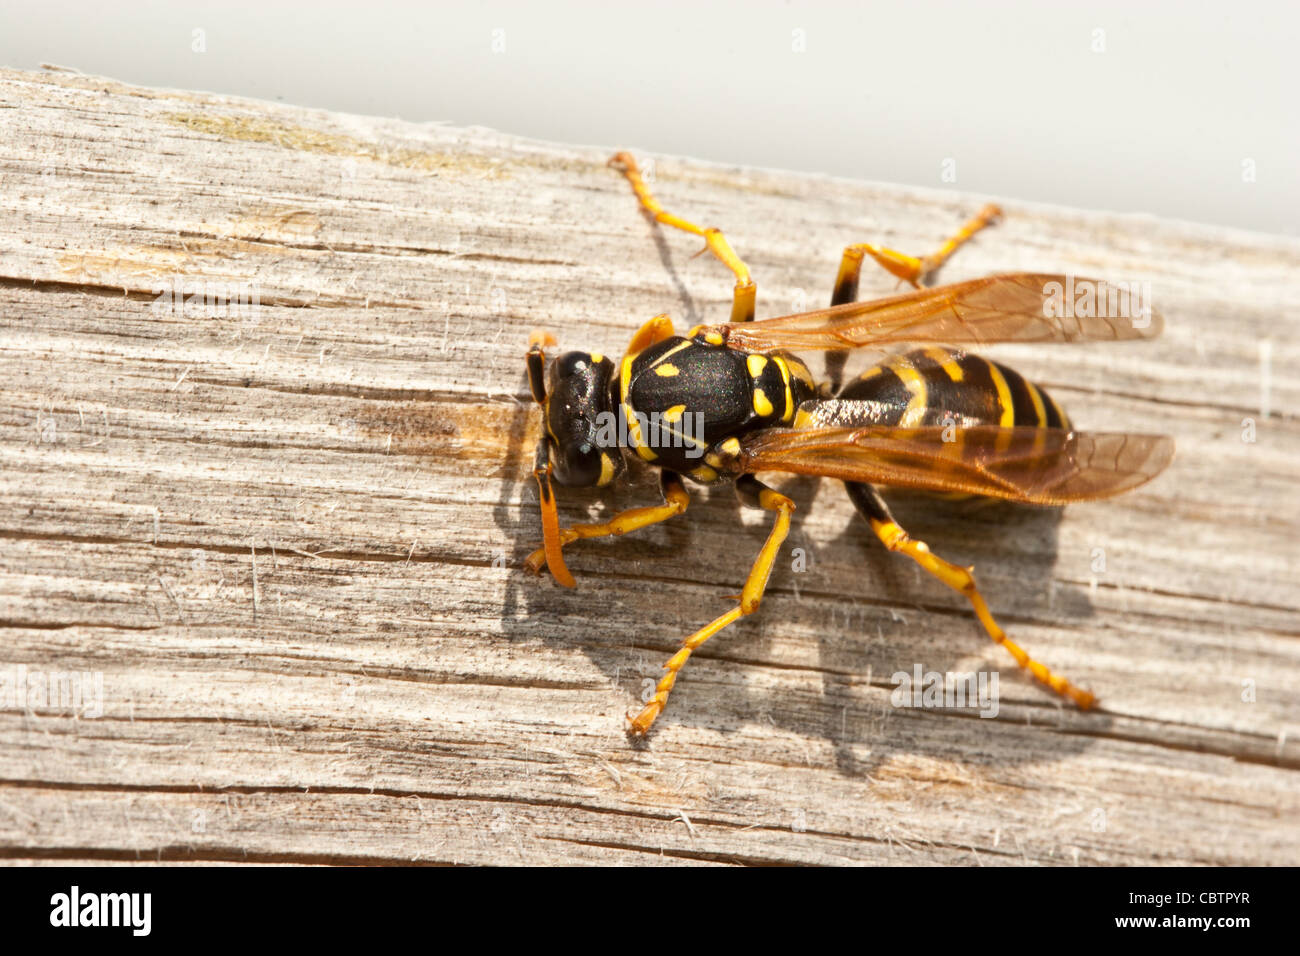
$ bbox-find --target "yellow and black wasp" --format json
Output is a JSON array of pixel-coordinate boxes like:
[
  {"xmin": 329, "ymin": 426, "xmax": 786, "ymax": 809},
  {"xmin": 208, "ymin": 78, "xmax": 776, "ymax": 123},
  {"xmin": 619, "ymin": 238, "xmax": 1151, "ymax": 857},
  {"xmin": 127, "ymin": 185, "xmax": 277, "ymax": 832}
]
[{"xmin": 525, "ymin": 152, "xmax": 1174, "ymax": 736}]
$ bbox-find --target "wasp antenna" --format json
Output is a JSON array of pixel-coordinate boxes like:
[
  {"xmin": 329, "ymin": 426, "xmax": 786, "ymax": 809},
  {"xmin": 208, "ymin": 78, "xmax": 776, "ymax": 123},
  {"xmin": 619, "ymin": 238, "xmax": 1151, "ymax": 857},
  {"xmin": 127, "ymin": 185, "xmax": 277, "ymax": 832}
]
[
  {"xmin": 528, "ymin": 328, "xmax": 557, "ymax": 349},
  {"xmin": 526, "ymin": 329, "xmax": 554, "ymax": 405}
]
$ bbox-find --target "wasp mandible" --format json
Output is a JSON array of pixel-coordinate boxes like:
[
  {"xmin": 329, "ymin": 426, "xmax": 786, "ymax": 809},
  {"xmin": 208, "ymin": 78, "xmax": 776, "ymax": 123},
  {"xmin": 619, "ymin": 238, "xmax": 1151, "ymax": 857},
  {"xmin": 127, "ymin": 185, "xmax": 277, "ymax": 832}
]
[{"xmin": 525, "ymin": 152, "xmax": 1173, "ymax": 736}]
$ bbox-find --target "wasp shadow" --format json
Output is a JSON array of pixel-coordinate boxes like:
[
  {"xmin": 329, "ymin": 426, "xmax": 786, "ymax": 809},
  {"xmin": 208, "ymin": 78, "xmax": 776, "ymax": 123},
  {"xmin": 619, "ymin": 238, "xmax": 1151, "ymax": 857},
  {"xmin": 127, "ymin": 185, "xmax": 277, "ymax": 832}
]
[{"xmin": 805, "ymin": 488, "xmax": 1104, "ymax": 777}]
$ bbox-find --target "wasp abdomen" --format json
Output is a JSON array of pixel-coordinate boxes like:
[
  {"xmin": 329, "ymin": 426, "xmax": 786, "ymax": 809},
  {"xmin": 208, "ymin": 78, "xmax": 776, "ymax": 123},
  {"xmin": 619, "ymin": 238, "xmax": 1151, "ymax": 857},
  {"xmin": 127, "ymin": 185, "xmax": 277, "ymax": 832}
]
[{"xmin": 798, "ymin": 346, "xmax": 1070, "ymax": 432}]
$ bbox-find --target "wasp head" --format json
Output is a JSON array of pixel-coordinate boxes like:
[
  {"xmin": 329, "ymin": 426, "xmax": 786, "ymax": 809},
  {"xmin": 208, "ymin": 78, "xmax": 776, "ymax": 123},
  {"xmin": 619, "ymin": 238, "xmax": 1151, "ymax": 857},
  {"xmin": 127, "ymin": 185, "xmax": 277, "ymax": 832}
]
[
  {"xmin": 541, "ymin": 350, "xmax": 622, "ymax": 487},
  {"xmin": 525, "ymin": 333, "xmax": 625, "ymax": 588}
]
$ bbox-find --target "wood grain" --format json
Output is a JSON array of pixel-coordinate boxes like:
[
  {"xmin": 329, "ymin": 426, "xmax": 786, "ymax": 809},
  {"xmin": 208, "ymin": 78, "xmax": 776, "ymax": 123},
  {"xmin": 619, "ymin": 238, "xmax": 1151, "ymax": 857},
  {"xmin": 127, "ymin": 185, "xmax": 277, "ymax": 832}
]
[{"xmin": 0, "ymin": 67, "xmax": 1296, "ymax": 866}]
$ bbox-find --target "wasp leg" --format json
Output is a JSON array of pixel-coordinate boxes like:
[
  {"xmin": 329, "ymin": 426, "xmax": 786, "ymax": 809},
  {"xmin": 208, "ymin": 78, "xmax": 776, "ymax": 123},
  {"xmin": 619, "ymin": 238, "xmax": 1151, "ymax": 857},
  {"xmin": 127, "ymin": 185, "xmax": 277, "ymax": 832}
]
[
  {"xmin": 825, "ymin": 204, "xmax": 1001, "ymax": 391},
  {"xmin": 630, "ymin": 475, "xmax": 795, "ymax": 735},
  {"xmin": 609, "ymin": 150, "xmax": 756, "ymax": 325},
  {"xmin": 845, "ymin": 482, "xmax": 1096, "ymax": 710},
  {"xmin": 626, "ymin": 313, "xmax": 675, "ymax": 356},
  {"xmin": 524, "ymin": 471, "xmax": 690, "ymax": 577},
  {"xmin": 832, "ymin": 203, "xmax": 1002, "ymax": 296},
  {"xmin": 526, "ymin": 331, "xmax": 579, "ymax": 587},
  {"xmin": 532, "ymin": 437, "xmax": 577, "ymax": 587}
]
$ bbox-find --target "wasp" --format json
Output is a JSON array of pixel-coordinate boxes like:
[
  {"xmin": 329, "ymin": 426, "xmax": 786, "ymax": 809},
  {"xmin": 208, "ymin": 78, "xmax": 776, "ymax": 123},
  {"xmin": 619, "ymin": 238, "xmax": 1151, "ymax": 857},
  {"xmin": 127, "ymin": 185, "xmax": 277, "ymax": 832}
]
[{"xmin": 525, "ymin": 151, "xmax": 1173, "ymax": 736}]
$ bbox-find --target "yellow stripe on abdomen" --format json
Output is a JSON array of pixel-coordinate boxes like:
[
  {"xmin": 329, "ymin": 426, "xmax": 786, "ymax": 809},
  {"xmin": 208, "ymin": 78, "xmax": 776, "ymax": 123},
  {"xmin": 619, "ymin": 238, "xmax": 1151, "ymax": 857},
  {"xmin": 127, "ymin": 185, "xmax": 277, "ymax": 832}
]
[
  {"xmin": 984, "ymin": 360, "xmax": 1016, "ymax": 452},
  {"xmin": 923, "ymin": 346, "xmax": 965, "ymax": 383},
  {"xmin": 887, "ymin": 356, "xmax": 928, "ymax": 428}
]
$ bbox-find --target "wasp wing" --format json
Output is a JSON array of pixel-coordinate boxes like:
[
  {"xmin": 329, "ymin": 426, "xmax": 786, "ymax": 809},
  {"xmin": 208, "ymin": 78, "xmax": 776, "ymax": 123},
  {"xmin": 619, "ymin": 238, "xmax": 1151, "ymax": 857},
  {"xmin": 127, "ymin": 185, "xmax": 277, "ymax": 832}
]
[
  {"xmin": 707, "ymin": 273, "xmax": 1161, "ymax": 353},
  {"xmin": 733, "ymin": 424, "xmax": 1174, "ymax": 505}
]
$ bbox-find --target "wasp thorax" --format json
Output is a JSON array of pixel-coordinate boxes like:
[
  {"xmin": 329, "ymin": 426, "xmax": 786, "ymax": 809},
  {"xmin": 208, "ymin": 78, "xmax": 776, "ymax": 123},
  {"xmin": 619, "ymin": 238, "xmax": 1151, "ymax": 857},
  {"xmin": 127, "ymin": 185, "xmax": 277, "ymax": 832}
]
[{"xmin": 545, "ymin": 351, "xmax": 623, "ymax": 487}]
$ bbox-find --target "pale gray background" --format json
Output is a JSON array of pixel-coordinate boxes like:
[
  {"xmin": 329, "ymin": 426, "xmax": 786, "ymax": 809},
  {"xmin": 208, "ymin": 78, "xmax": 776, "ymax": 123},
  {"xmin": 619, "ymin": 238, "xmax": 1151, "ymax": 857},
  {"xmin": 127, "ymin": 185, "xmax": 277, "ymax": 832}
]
[{"xmin": 2, "ymin": 0, "xmax": 1295, "ymax": 234}]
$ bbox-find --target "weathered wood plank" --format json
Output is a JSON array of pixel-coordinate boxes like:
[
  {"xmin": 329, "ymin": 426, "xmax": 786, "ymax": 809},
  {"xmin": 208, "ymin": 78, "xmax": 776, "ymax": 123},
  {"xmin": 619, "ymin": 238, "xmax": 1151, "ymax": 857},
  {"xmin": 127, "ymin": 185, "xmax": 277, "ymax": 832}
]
[{"xmin": 0, "ymin": 67, "xmax": 1296, "ymax": 866}]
